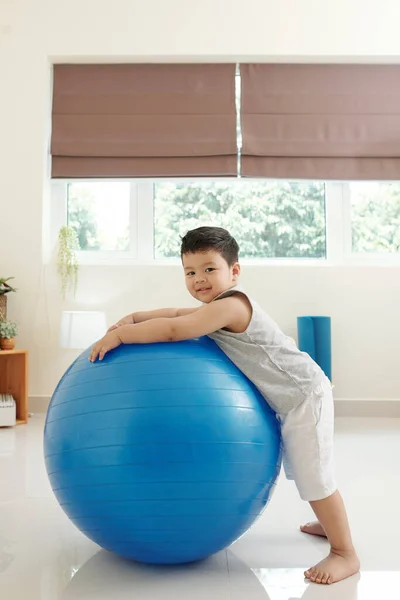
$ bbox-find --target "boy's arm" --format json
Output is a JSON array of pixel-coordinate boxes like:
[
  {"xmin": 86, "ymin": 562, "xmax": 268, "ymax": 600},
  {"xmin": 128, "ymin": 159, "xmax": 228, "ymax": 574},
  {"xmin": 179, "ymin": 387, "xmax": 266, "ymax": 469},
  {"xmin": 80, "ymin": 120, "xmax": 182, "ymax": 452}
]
[
  {"xmin": 90, "ymin": 295, "xmax": 250, "ymax": 362},
  {"xmin": 134, "ymin": 307, "xmax": 201, "ymax": 322},
  {"xmin": 108, "ymin": 307, "xmax": 200, "ymax": 331}
]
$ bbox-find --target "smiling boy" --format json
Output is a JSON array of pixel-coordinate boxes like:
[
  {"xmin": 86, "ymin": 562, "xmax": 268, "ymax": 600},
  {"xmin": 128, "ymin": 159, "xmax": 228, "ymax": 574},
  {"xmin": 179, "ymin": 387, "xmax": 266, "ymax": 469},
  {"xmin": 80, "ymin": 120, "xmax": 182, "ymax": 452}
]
[{"xmin": 90, "ymin": 226, "xmax": 359, "ymax": 585}]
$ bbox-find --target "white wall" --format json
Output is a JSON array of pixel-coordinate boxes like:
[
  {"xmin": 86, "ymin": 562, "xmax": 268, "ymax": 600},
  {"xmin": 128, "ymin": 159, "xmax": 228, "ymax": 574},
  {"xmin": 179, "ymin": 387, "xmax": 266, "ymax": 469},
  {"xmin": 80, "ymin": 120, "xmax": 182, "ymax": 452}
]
[{"xmin": 1, "ymin": 0, "xmax": 400, "ymax": 401}]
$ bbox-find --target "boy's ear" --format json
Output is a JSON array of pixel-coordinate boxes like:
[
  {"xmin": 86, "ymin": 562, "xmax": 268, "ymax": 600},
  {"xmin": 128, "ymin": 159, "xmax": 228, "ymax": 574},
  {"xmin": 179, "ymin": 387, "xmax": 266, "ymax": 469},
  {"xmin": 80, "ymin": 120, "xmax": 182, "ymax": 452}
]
[{"xmin": 232, "ymin": 262, "xmax": 241, "ymax": 280}]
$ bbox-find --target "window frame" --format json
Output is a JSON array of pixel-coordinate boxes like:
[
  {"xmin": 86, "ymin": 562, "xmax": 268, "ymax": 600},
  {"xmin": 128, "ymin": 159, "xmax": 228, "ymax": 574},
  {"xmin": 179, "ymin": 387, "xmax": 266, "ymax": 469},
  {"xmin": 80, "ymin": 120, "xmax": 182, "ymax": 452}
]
[{"xmin": 49, "ymin": 178, "xmax": 400, "ymax": 267}]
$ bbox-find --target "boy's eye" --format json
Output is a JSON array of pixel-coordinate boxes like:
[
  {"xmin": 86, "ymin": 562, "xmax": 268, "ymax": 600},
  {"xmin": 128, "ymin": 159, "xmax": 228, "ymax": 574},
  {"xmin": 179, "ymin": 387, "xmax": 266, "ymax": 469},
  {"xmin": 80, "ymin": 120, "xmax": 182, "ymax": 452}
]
[
  {"xmin": 186, "ymin": 271, "xmax": 195, "ymax": 277},
  {"xmin": 205, "ymin": 268, "xmax": 215, "ymax": 273}
]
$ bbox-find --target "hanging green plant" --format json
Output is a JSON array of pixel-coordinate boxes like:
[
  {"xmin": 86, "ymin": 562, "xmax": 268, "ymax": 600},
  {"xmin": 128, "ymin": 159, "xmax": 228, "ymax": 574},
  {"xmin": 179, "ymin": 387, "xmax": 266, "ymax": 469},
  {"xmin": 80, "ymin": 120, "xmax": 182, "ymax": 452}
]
[
  {"xmin": 57, "ymin": 226, "xmax": 80, "ymax": 299},
  {"xmin": 0, "ymin": 277, "xmax": 17, "ymax": 320}
]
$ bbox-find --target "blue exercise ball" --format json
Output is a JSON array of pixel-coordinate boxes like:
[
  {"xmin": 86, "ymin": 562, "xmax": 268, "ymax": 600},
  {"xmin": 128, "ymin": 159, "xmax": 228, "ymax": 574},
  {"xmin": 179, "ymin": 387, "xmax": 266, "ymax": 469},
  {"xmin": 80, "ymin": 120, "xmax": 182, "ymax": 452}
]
[{"xmin": 44, "ymin": 337, "xmax": 282, "ymax": 565}]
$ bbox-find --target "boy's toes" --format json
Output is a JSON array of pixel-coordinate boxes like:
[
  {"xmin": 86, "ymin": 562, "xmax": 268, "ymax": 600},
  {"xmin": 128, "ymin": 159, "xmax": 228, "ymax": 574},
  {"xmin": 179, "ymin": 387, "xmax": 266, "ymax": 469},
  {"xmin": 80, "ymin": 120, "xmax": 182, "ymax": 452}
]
[
  {"xmin": 321, "ymin": 572, "xmax": 331, "ymax": 584},
  {"xmin": 304, "ymin": 567, "xmax": 319, "ymax": 581},
  {"xmin": 307, "ymin": 569, "xmax": 331, "ymax": 585},
  {"xmin": 304, "ymin": 568, "xmax": 313, "ymax": 579}
]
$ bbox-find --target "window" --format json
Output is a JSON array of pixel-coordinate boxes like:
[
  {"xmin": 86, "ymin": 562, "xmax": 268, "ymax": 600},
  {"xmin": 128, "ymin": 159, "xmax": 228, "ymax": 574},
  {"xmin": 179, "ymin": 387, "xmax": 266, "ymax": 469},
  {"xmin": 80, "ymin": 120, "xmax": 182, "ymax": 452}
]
[
  {"xmin": 153, "ymin": 181, "xmax": 326, "ymax": 259},
  {"xmin": 67, "ymin": 182, "xmax": 130, "ymax": 251},
  {"xmin": 350, "ymin": 182, "xmax": 400, "ymax": 253},
  {"xmin": 51, "ymin": 179, "xmax": 400, "ymax": 265}
]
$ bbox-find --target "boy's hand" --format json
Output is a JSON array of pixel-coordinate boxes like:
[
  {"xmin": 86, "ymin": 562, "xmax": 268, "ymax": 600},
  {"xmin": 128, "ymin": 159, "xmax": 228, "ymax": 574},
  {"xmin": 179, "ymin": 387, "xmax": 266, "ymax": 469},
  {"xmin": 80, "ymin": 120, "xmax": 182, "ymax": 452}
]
[
  {"xmin": 107, "ymin": 315, "xmax": 134, "ymax": 333},
  {"xmin": 89, "ymin": 331, "xmax": 122, "ymax": 362}
]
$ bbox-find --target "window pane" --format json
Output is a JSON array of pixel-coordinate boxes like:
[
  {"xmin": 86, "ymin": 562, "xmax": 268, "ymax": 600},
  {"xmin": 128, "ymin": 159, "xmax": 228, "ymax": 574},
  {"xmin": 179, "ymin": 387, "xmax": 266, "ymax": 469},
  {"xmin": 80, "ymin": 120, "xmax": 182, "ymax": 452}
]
[
  {"xmin": 67, "ymin": 183, "xmax": 130, "ymax": 251},
  {"xmin": 154, "ymin": 181, "xmax": 326, "ymax": 259},
  {"xmin": 351, "ymin": 182, "xmax": 400, "ymax": 253}
]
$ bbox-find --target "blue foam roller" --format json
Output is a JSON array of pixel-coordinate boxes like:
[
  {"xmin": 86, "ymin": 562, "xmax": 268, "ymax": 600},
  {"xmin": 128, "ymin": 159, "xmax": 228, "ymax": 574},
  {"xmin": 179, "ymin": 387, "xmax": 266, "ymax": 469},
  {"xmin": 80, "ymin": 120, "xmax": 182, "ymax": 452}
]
[
  {"xmin": 297, "ymin": 316, "xmax": 332, "ymax": 381},
  {"xmin": 44, "ymin": 337, "xmax": 282, "ymax": 565}
]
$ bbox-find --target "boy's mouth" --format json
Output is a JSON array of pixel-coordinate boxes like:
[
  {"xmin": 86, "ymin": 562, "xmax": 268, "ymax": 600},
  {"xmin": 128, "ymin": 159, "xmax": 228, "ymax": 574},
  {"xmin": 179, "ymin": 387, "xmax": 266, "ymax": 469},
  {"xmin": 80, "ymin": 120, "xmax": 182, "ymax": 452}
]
[{"xmin": 197, "ymin": 287, "xmax": 211, "ymax": 293}]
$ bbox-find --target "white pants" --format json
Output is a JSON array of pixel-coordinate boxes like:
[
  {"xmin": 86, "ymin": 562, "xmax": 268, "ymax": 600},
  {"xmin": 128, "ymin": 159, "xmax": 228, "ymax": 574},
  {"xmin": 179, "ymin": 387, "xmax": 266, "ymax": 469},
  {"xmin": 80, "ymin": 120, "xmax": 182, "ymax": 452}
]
[{"xmin": 277, "ymin": 378, "xmax": 337, "ymax": 502}]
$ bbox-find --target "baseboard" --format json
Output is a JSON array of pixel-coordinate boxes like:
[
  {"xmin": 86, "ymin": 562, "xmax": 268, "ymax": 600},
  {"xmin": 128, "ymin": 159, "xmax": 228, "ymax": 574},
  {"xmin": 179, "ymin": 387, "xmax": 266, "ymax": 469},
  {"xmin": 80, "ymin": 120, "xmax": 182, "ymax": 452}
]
[{"xmin": 29, "ymin": 395, "xmax": 400, "ymax": 418}]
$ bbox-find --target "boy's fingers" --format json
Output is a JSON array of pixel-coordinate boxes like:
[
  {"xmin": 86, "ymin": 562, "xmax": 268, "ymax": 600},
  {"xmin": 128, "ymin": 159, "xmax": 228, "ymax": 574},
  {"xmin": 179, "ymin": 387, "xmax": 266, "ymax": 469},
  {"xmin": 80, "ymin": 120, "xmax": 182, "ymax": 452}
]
[
  {"xmin": 90, "ymin": 337, "xmax": 116, "ymax": 362},
  {"xmin": 89, "ymin": 346, "xmax": 99, "ymax": 362}
]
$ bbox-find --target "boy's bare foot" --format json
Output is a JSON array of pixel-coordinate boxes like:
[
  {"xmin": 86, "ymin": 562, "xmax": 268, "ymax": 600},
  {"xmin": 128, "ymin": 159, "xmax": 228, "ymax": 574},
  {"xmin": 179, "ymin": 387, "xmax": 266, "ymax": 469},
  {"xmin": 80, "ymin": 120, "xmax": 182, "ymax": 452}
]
[
  {"xmin": 304, "ymin": 549, "xmax": 360, "ymax": 585},
  {"xmin": 300, "ymin": 521, "xmax": 327, "ymax": 537}
]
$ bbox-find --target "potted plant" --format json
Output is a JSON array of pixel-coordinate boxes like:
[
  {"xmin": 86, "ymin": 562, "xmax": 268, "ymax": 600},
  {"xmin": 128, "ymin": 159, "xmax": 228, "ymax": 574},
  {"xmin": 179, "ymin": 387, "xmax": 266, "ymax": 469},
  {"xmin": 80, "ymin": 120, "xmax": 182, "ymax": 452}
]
[
  {"xmin": 0, "ymin": 277, "xmax": 17, "ymax": 320},
  {"xmin": 0, "ymin": 319, "xmax": 18, "ymax": 350},
  {"xmin": 57, "ymin": 226, "xmax": 80, "ymax": 299}
]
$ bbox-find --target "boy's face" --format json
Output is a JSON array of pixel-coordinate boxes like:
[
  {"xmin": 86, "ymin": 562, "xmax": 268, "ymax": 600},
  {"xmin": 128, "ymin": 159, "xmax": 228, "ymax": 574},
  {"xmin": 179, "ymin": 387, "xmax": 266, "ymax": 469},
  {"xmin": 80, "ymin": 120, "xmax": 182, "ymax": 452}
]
[{"xmin": 182, "ymin": 250, "xmax": 240, "ymax": 303}]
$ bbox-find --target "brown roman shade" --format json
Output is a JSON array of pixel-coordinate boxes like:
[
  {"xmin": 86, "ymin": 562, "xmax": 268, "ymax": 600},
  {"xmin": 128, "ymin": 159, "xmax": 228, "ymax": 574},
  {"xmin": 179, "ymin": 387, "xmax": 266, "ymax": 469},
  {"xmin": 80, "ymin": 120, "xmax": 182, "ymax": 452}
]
[
  {"xmin": 241, "ymin": 64, "xmax": 400, "ymax": 180},
  {"xmin": 51, "ymin": 64, "xmax": 237, "ymax": 178}
]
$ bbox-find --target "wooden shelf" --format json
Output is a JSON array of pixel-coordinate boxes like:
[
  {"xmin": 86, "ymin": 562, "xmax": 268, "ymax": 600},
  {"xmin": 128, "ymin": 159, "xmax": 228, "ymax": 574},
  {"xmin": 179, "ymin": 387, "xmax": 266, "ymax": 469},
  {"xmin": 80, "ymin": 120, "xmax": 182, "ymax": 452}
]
[{"xmin": 0, "ymin": 349, "xmax": 28, "ymax": 425}]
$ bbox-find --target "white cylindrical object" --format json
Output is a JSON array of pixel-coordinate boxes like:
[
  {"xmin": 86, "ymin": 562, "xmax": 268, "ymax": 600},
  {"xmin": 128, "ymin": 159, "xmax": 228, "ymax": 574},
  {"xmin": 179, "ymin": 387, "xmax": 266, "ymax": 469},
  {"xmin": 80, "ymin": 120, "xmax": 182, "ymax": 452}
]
[
  {"xmin": 60, "ymin": 311, "xmax": 107, "ymax": 349},
  {"xmin": 0, "ymin": 395, "xmax": 16, "ymax": 427}
]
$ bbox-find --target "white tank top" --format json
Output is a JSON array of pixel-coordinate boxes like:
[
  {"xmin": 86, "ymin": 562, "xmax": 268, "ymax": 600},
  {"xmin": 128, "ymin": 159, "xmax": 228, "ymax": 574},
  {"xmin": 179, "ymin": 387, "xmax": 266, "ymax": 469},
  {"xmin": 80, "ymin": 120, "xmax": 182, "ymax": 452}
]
[{"xmin": 207, "ymin": 285, "xmax": 326, "ymax": 414}]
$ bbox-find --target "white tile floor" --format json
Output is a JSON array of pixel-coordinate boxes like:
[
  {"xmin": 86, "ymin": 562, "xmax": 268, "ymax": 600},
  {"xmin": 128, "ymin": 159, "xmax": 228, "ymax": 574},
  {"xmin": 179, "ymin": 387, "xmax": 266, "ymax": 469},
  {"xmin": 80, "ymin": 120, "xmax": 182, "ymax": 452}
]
[{"xmin": 1, "ymin": 414, "xmax": 399, "ymax": 599}]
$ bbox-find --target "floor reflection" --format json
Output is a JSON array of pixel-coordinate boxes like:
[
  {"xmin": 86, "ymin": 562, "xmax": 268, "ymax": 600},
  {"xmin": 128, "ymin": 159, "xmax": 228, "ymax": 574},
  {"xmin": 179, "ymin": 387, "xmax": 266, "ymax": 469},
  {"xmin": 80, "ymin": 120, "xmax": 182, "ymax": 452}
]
[{"xmin": 61, "ymin": 549, "xmax": 270, "ymax": 600}]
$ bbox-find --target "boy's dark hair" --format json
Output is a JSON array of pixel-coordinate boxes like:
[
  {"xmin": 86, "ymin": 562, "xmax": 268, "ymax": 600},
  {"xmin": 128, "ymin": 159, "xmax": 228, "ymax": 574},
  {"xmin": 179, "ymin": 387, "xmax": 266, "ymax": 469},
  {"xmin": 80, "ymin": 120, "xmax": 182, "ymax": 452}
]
[{"xmin": 180, "ymin": 226, "xmax": 239, "ymax": 265}]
